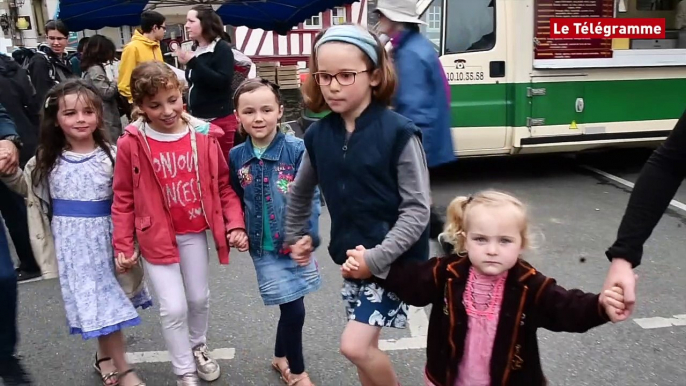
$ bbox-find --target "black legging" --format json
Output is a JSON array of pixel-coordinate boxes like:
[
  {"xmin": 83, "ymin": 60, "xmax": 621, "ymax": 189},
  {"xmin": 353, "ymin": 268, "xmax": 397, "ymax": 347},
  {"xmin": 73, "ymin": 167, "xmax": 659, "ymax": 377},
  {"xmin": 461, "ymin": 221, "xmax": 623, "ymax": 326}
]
[{"xmin": 274, "ymin": 297, "xmax": 306, "ymax": 374}]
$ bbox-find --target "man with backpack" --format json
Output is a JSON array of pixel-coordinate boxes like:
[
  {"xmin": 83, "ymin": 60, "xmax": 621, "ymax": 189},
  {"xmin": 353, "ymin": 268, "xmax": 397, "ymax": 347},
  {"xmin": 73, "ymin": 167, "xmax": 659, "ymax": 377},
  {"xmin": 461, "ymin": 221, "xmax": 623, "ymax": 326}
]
[{"xmin": 25, "ymin": 20, "xmax": 75, "ymax": 104}]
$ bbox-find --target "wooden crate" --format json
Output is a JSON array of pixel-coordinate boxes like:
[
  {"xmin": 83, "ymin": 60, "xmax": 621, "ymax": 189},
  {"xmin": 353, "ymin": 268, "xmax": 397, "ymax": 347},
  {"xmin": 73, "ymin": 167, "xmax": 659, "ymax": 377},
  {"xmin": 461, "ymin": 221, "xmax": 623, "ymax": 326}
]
[
  {"xmin": 276, "ymin": 65, "xmax": 300, "ymax": 89},
  {"xmin": 256, "ymin": 61, "xmax": 278, "ymax": 82}
]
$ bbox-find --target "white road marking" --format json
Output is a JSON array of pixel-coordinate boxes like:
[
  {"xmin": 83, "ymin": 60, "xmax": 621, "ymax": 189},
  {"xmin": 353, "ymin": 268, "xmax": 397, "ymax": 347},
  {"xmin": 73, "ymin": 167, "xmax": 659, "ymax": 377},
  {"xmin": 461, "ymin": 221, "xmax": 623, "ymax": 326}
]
[
  {"xmin": 379, "ymin": 306, "xmax": 429, "ymax": 351},
  {"xmin": 125, "ymin": 348, "xmax": 235, "ymax": 364},
  {"xmin": 633, "ymin": 314, "xmax": 686, "ymax": 329},
  {"xmin": 581, "ymin": 165, "xmax": 686, "ymax": 213}
]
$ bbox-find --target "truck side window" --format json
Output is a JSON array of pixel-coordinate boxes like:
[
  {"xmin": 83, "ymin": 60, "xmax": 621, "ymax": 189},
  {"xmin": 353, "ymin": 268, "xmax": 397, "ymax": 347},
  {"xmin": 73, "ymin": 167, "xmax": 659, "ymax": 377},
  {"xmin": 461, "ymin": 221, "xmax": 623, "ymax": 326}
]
[{"xmin": 444, "ymin": 0, "xmax": 496, "ymax": 54}]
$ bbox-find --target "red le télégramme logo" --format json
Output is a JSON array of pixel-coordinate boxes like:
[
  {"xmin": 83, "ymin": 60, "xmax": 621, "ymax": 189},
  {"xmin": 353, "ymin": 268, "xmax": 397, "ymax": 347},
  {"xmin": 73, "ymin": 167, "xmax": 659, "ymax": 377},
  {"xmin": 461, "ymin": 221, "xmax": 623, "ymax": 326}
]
[{"xmin": 549, "ymin": 18, "xmax": 665, "ymax": 39}]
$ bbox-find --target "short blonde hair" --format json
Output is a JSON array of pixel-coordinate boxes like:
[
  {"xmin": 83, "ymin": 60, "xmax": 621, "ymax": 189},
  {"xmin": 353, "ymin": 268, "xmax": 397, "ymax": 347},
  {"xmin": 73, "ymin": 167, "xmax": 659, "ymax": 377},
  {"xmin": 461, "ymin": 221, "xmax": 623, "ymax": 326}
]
[
  {"xmin": 440, "ymin": 190, "xmax": 531, "ymax": 255},
  {"xmin": 302, "ymin": 24, "xmax": 397, "ymax": 113}
]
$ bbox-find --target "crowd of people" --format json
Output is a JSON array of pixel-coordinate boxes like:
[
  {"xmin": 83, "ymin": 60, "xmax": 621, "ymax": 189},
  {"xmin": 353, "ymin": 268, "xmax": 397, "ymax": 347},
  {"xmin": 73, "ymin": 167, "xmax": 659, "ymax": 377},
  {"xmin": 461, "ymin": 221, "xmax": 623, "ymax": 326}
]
[{"xmin": 0, "ymin": 0, "xmax": 677, "ymax": 385}]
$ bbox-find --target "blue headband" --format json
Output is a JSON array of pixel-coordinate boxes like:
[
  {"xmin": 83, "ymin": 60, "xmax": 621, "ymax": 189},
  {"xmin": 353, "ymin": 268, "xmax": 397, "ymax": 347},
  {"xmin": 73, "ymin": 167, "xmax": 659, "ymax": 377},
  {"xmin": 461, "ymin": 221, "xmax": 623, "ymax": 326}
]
[{"xmin": 314, "ymin": 25, "xmax": 379, "ymax": 65}]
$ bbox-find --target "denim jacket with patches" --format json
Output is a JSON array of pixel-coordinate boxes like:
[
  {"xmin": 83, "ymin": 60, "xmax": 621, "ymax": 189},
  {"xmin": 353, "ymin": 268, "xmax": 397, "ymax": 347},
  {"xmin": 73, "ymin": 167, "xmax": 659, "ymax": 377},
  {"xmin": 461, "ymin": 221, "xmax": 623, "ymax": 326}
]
[{"xmin": 229, "ymin": 132, "xmax": 321, "ymax": 256}]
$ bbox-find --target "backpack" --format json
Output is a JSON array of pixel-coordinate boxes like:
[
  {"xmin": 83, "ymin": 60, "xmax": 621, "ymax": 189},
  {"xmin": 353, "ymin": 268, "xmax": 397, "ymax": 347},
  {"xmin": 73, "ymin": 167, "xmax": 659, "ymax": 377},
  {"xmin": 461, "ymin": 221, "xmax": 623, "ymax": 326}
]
[
  {"xmin": 11, "ymin": 47, "xmax": 56, "ymax": 84},
  {"xmin": 11, "ymin": 47, "xmax": 36, "ymax": 70}
]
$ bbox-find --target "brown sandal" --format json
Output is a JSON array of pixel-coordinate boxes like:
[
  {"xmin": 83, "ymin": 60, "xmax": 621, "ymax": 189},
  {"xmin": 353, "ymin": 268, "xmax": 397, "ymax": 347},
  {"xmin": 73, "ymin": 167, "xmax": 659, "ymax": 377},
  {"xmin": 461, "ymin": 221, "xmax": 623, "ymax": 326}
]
[
  {"xmin": 93, "ymin": 352, "xmax": 118, "ymax": 386},
  {"xmin": 288, "ymin": 372, "xmax": 314, "ymax": 386},
  {"xmin": 118, "ymin": 368, "xmax": 146, "ymax": 386},
  {"xmin": 271, "ymin": 360, "xmax": 291, "ymax": 384}
]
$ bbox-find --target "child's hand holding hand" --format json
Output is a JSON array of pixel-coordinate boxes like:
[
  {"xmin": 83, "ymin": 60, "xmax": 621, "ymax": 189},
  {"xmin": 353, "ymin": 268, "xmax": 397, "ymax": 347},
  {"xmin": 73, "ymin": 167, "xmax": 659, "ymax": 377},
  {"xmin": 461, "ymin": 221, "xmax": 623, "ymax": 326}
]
[
  {"xmin": 341, "ymin": 245, "xmax": 372, "ymax": 280},
  {"xmin": 227, "ymin": 229, "xmax": 249, "ymax": 252},
  {"xmin": 341, "ymin": 256, "xmax": 359, "ymax": 279},
  {"xmin": 290, "ymin": 235, "xmax": 313, "ymax": 266},
  {"xmin": 115, "ymin": 251, "xmax": 139, "ymax": 273},
  {"xmin": 602, "ymin": 285, "xmax": 628, "ymax": 322}
]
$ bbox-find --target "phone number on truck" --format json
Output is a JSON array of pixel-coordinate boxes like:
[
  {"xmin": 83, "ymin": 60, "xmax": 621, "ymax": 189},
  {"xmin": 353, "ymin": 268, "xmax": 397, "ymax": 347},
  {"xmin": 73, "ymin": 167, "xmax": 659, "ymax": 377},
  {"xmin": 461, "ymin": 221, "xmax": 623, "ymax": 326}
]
[{"xmin": 445, "ymin": 71, "xmax": 485, "ymax": 82}]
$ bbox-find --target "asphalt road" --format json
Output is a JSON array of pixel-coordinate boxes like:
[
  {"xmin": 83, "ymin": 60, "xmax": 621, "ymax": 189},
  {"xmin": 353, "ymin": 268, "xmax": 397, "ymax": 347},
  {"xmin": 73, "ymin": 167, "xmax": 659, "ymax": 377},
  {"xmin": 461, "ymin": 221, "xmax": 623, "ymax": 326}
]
[{"xmin": 9, "ymin": 149, "xmax": 686, "ymax": 386}]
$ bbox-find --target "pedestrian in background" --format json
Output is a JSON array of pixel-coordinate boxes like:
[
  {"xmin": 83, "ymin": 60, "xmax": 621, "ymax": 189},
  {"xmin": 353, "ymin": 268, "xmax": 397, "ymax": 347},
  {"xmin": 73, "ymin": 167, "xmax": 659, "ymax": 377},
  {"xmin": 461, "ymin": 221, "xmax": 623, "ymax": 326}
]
[
  {"xmin": 0, "ymin": 54, "xmax": 42, "ymax": 282},
  {"xmin": 82, "ymin": 34, "xmax": 124, "ymax": 140},
  {"xmin": 374, "ymin": 0, "xmax": 455, "ymax": 248},
  {"xmin": 0, "ymin": 104, "xmax": 32, "ymax": 385},
  {"xmin": 118, "ymin": 10, "xmax": 166, "ymax": 105},
  {"xmin": 27, "ymin": 20, "xmax": 76, "ymax": 105},
  {"xmin": 68, "ymin": 37, "xmax": 90, "ymax": 78},
  {"xmin": 177, "ymin": 5, "xmax": 237, "ymax": 161}
]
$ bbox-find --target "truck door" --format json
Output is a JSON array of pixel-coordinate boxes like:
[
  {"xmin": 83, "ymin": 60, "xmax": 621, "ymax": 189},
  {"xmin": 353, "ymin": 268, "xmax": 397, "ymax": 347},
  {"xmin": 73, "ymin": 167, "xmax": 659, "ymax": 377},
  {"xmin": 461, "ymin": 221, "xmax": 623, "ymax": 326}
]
[
  {"xmin": 420, "ymin": 0, "xmax": 510, "ymax": 155},
  {"xmin": 527, "ymin": 77, "xmax": 585, "ymax": 138}
]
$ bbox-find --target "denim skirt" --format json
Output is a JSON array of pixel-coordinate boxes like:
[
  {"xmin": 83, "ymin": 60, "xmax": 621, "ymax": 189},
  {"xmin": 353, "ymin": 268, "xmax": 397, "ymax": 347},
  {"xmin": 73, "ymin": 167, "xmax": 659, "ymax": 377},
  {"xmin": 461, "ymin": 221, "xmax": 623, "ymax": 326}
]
[{"xmin": 250, "ymin": 250, "xmax": 321, "ymax": 306}]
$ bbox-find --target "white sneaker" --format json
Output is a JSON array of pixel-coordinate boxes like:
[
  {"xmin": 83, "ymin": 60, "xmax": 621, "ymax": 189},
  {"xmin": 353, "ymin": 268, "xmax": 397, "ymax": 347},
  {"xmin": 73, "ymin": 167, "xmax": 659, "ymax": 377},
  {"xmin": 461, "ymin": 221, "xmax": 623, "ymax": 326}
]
[
  {"xmin": 177, "ymin": 372, "xmax": 201, "ymax": 386},
  {"xmin": 192, "ymin": 343, "xmax": 221, "ymax": 382}
]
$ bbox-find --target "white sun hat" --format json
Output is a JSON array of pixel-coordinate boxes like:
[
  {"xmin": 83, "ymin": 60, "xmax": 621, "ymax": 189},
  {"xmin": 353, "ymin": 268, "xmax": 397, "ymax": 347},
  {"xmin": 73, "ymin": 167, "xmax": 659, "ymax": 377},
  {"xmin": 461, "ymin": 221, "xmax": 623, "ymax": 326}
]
[{"xmin": 375, "ymin": 0, "xmax": 427, "ymax": 25}]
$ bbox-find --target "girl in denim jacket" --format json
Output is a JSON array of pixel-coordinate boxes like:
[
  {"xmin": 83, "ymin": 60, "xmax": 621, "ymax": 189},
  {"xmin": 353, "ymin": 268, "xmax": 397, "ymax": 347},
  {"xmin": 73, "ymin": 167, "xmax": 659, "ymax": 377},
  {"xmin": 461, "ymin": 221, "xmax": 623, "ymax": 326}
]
[{"xmin": 229, "ymin": 78, "xmax": 322, "ymax": 386}]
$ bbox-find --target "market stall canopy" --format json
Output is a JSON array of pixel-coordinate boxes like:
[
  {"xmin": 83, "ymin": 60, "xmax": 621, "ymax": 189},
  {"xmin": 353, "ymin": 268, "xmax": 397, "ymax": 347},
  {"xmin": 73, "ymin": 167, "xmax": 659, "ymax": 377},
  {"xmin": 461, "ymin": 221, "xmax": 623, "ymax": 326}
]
[{"xmin": 56, "ymin": 0, "xmax": 358, "ymax": 34}]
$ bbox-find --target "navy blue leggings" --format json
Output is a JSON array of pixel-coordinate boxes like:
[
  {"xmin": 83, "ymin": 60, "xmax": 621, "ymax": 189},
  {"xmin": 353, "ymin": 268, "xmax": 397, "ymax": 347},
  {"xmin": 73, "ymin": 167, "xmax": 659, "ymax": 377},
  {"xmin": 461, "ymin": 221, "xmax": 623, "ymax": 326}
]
[{"xmin": 274, "ymin": 297, "xmax": 306, "ymax": 374}]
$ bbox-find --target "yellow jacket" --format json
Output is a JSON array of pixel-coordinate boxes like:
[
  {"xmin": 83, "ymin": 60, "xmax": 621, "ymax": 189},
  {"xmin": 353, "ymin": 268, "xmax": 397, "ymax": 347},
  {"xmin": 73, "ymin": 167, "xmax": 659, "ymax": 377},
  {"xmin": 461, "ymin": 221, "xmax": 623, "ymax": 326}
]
[{"xmin": 118, "ymin": 30, "xmax": 164, "ymax": 103}]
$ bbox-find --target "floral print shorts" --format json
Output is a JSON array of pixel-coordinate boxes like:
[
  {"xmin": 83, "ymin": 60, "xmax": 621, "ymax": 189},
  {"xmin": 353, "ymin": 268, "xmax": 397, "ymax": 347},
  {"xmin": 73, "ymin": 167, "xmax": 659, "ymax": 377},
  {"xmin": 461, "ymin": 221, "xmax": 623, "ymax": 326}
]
[{"xmin": 341, "ymin": 279, "xmax": 408, "ymax": 329}]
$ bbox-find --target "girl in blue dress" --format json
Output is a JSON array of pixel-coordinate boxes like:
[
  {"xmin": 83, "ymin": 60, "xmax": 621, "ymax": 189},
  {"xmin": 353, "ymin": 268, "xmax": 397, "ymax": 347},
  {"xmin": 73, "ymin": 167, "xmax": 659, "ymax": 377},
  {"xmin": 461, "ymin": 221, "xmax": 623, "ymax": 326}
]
[{"xmin": 1, "ymin": 79, "xmax": 151, "ymax": 386}]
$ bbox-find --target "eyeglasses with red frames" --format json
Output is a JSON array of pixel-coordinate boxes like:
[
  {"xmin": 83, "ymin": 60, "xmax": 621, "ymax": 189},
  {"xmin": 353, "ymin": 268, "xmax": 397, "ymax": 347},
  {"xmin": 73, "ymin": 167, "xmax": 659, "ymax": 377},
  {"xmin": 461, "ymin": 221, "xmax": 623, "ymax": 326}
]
[{"xmin": 313, "ymin": 70, "xmax": 370, "ymax": 86}]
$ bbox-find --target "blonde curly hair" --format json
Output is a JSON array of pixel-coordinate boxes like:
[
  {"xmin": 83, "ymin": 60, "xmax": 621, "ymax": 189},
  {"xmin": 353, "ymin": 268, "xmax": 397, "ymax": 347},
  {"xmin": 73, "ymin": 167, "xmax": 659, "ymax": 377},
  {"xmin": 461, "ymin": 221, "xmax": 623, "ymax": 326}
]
[{"xmin": 439, "ymin": 190, "xmax": 531, "ymax": 255}]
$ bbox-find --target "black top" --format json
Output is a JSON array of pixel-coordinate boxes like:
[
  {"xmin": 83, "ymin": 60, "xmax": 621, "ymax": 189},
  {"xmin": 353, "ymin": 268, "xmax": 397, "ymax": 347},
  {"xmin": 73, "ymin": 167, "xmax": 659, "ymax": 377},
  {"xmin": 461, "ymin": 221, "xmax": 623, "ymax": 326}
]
[
  {"xmin": 606, "ymin": 108, "xmax": 686, "ymax": 267},
  {"xmin": 27, "ymin": 45, "xmax": 74, "ymax": 105},
  {"xmin": 0, "ymin": 55, "xmax": 40, "ymax": 166},
  {"xmin": 185, "ymin": 39, "xmax": 234, "ymax": 120}
]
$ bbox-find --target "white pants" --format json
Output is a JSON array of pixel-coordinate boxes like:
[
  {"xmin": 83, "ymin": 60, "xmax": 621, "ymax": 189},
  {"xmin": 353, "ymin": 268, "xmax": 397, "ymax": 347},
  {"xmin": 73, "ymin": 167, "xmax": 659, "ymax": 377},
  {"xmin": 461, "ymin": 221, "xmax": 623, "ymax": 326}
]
[{"xmin": 144, "ymin": 232, "xmax": 210, "ymax": 375}]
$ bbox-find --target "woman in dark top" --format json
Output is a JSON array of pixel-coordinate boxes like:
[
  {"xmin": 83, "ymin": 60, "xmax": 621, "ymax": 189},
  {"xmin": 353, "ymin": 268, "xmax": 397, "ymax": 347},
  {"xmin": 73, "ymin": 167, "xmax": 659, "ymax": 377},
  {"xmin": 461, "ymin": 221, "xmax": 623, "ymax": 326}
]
[
  {"xmin": 176, "ymin": 5, "xmax": 236, "ymax": 160},
  {"xmin": 602, "ymin": 107, "xmax": 686, "ymax": 322}
]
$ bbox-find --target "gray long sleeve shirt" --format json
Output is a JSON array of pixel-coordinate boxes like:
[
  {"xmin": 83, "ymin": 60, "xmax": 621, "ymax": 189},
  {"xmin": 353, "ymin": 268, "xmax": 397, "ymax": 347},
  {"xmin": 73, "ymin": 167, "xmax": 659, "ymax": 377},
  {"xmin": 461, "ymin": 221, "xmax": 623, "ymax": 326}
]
[{"xmin": 285, "ymin": 135, "xmax": 431, "ymax": 279}]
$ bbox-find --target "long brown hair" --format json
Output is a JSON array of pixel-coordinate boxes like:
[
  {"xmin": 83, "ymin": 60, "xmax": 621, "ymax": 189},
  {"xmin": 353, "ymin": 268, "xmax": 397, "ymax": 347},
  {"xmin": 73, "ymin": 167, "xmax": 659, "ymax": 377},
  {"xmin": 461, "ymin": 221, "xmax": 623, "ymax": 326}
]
[
  {"xmin": 80, "ymin": 34, "xmax": 116, "ymax": 71},
  {"xmin": 32, "ymin": 79, "xmax": 114, "ymax": 185}
]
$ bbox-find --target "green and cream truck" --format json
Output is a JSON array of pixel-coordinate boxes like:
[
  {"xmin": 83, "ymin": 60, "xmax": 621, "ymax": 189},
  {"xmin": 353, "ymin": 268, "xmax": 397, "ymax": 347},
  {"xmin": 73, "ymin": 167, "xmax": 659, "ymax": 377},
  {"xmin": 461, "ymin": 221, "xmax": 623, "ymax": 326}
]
[{"xmin": 411, "ymin": 0, "xmax": 686, "ymax": 157}]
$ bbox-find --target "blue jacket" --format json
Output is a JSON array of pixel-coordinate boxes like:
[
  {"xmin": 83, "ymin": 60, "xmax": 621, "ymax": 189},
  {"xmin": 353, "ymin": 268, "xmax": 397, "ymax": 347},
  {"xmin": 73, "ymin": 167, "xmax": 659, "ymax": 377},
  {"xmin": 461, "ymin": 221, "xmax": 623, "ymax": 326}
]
[
  {"xmin": 0, "ymin": 103, "xmax": 18, "ymax": 138},
  {"xmin": 393, "ymin": 30, "xmax": 455, "ymax": 168},
  {"xmin": 229, "ymin": 132, "xmax": 321, "ymax": 256},
  {"xmin": 304, "ymin": 102, "xmax": 430, "ymax": 265}
]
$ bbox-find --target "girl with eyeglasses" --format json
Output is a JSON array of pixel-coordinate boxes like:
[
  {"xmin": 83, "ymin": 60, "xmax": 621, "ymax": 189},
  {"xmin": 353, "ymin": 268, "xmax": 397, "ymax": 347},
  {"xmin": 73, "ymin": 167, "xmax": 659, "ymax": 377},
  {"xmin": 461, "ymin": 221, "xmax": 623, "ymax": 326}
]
[{"xmin": 285, "ymin": 24, "xmax": 432, "ymax": 386}]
